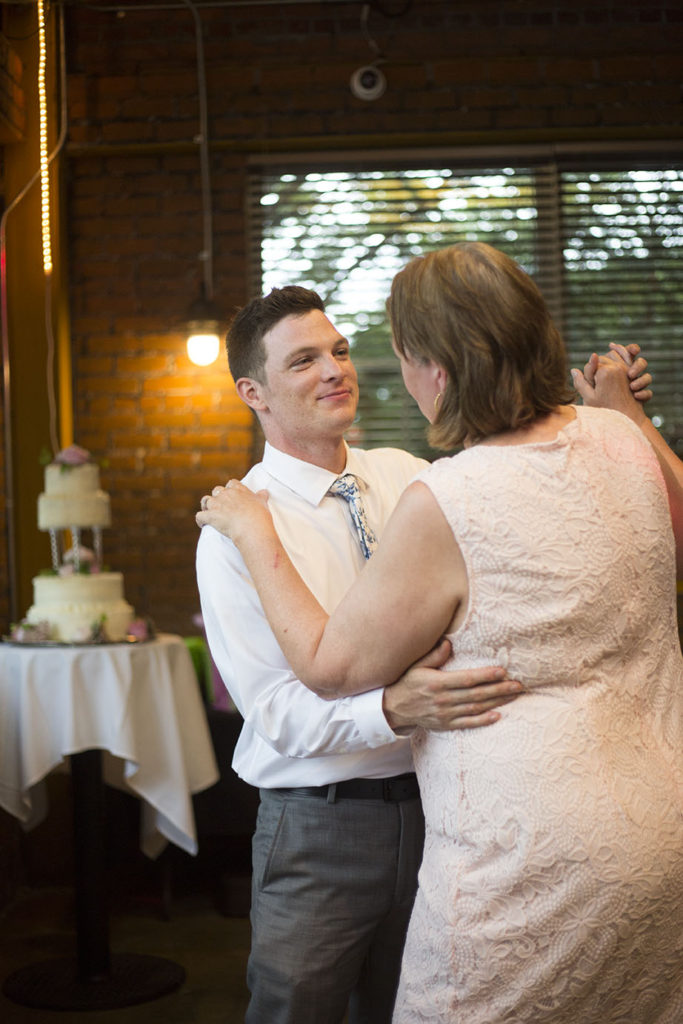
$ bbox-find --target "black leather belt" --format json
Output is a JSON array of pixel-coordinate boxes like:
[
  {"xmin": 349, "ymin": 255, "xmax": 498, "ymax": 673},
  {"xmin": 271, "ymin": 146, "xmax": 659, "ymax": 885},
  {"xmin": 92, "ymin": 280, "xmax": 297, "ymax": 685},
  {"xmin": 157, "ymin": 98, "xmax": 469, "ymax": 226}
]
[{"xmin": 286, "ymin": 772, "xmax": 419, "ymax": 802}]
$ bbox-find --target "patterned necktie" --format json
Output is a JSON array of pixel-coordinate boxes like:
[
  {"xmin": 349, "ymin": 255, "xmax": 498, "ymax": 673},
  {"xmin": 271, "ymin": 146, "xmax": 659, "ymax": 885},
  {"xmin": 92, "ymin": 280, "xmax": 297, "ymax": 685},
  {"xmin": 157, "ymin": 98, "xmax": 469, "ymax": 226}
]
[{"xmin": 328, "ymin": 473, "xmax": 378, "ymax": 560}]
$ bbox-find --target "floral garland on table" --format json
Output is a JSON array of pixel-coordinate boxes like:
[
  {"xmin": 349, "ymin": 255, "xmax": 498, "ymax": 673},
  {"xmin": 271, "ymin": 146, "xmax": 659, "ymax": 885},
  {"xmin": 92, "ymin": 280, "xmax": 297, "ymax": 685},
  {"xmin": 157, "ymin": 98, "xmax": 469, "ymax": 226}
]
[
  {"xmin": 8, "ymin": 620, "xmax": 53, "ymax": 644},
  {"xmin": 8, "ymin": 615, "xmax": 156, "ymax": 645}
]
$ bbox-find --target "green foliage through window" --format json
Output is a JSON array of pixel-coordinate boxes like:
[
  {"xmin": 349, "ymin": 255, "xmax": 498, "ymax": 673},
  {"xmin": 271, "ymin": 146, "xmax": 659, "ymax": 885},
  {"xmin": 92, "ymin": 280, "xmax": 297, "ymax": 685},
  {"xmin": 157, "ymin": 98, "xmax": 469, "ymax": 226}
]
[{"xmin": 249, "ymin": 153, "xmax": 683, "ymax": 458}]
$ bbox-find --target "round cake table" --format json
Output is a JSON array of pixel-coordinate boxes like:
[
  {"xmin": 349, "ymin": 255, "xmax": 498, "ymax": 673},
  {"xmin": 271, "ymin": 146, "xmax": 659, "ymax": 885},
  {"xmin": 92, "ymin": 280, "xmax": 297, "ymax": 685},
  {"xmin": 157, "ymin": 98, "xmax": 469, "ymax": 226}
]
[{"xmin": 0, "ymin": 633, "xmax": 220, "ymax": 1011}]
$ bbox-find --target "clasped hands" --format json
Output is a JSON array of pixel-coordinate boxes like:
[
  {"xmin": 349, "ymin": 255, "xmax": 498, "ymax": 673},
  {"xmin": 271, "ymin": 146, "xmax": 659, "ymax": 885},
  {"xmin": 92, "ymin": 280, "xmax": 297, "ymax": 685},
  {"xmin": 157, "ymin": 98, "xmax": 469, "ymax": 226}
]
[{"xmin": 571, "ymin": 342, "xmax": 652, "ymax": 420}]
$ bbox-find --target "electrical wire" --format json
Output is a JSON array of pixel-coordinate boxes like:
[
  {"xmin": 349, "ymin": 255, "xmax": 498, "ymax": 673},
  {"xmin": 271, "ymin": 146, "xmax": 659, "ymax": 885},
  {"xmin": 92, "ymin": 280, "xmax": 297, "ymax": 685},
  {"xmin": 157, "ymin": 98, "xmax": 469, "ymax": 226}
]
[
  {"xmin": 182, "ymin": 0, "xmax": 214, "ymax": 302},
  {"xmin": 361, "ymin": 3, "xmax": 383, "ymax": 61},
  {"xmin": 0, "ymin": 0, "xmax": 68, "ymax": 619}
]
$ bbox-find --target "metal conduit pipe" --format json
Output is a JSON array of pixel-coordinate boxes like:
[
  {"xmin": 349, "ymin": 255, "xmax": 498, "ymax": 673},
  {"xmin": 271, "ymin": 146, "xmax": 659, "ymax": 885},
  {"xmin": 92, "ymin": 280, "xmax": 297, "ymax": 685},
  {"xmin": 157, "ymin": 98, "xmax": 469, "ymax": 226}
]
[{"xmin": 0, "ymin": 3, "xmax": 68, "ymax": 622}]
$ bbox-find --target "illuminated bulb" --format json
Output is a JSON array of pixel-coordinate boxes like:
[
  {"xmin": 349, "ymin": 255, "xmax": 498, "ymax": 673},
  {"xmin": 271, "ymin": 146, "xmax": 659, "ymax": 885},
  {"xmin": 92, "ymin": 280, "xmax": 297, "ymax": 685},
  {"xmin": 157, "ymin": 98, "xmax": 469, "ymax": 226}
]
[
  {"xmin": 185, "ymin": 286, "xmax": 222, "ymax": 366},
  {"xmin": 187, "ymin": 331, "xmax": 220, "ymax": 366}
]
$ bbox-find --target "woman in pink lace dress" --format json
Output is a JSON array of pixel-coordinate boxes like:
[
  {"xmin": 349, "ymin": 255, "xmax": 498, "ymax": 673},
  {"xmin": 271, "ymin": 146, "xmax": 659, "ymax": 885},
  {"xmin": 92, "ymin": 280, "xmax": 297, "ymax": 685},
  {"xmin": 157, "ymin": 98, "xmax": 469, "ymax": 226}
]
[{"xmin": 198, "ymin": 243, "xmax": 683, "ymax": 1022}]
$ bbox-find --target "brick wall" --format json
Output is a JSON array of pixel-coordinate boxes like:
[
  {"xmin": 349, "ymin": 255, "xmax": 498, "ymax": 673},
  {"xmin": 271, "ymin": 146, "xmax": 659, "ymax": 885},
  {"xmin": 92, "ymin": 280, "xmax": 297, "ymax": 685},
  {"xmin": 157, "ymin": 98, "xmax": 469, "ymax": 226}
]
[{"xmin": 9, "ymin": 0, "xmax": 682, "ymax": 635}]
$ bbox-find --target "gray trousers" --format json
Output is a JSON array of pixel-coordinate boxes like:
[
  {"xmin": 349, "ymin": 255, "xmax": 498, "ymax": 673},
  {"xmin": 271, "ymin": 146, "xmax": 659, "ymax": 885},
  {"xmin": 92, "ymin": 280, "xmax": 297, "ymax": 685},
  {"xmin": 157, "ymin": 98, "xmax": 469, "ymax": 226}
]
[{"xmin": 245, "ymin": 786, "xmax": 425, "ymax": 1024}]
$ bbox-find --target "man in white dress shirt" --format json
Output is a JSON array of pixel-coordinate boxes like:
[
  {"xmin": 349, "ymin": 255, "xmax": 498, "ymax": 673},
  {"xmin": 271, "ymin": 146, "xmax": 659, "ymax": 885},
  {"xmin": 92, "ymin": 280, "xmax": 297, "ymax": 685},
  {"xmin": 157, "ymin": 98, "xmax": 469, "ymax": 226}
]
[{"xmin": 196, "ymin": 286, "xmax": 528, "ymax": 1024}]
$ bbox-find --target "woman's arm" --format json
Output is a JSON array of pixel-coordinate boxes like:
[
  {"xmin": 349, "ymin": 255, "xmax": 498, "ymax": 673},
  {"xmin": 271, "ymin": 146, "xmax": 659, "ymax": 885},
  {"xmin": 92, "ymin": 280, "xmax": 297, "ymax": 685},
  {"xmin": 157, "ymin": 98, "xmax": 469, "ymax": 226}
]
[
  {"xmin": 572, "ymin": 352, "xmax": 683, "ymax": 574},
  {"xmin": 196, "ymin": 480, "xmax": 467, "ymax": 698}
]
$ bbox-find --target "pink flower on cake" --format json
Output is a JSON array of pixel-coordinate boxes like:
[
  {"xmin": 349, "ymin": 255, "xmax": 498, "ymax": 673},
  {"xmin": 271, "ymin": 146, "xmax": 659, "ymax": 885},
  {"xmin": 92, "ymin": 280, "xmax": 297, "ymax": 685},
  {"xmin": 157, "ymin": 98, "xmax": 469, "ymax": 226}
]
[
  {"xmin": 64, "ymin": 545, "xmax": 95, "ymax": 566},
  {"xmin": 127, "ymin": 617, "xmax": 155, "ymax": 642},
  {"xmin": 54, "ymin": 444, "xmax": 91, "ymax": 466}
]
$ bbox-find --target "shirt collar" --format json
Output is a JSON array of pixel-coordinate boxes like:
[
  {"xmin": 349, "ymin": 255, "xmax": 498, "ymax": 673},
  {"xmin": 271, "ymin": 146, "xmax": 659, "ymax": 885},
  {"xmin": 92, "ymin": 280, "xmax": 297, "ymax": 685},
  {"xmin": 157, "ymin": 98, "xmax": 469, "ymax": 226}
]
[{"xmin": 262, "ymin": 441, "xmax": 372, "ymax": 507}]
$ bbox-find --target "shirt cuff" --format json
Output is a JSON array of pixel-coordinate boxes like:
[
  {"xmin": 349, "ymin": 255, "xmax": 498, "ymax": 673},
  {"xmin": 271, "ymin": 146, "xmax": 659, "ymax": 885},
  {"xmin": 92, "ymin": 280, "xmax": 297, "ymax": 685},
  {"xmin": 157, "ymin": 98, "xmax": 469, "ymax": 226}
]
[{"xmin": 343, "ymin": 687, "xmax": 408, "ymax": 746}]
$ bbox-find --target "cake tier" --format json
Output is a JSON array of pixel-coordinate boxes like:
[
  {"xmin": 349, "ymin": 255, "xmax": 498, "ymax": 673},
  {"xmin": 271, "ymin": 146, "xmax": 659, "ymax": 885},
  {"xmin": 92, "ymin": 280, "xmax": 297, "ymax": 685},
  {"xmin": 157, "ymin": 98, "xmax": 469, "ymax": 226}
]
[
  {"xmin": 26, "ymin": 572, "xmax": 134, "ymax": 643},
  {"xmin": 44, "ymin": 462, "xmax": 101, "ymax": 496},
  {"xmin": 38, "ymin": 463, "xmax": 111, "ymax": 530},
  {"xmin": 38, "ymin": 492, "xmax": 111, "ymax": 530}
]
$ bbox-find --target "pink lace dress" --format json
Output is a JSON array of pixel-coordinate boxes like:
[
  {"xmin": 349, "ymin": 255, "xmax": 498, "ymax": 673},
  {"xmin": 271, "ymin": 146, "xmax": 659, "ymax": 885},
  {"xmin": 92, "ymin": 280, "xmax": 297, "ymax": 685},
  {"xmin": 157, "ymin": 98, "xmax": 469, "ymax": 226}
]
[{"xmin": 393, "ymin": 406, "xmax": 683, "ymax": 1023}]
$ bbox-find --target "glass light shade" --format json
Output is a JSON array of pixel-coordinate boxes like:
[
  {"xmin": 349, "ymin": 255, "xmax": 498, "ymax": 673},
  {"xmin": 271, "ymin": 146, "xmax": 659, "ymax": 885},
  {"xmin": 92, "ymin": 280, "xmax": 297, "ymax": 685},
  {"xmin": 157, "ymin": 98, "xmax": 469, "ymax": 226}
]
[{"xmin": 187, "ymin": 329, "xmax": 220, "ymax": 366}]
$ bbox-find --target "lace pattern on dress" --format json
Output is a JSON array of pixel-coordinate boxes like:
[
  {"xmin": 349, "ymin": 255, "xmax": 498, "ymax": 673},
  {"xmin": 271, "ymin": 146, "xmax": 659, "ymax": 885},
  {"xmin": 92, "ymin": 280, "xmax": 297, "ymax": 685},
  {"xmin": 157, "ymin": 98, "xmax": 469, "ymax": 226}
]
[{"xmin": 393, "ymin": 406, "xmax": 683, "ymax": 1024}]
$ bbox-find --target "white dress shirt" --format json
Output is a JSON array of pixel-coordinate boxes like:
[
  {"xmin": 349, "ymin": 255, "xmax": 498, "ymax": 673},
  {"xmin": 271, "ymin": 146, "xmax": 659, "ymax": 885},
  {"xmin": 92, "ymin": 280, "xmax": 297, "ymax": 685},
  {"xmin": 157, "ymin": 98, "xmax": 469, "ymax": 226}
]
[{"xmin": 196, "ymin": 441, "xmax": 427, "ymax": 788}]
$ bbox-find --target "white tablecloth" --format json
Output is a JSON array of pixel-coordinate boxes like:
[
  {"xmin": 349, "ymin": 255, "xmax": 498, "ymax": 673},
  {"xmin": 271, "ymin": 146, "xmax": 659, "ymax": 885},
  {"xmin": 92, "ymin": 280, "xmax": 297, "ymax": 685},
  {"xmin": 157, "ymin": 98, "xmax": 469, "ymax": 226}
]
[{"xmin": 0, "ymin": 633, "xmax": 219, "ymax": 858}]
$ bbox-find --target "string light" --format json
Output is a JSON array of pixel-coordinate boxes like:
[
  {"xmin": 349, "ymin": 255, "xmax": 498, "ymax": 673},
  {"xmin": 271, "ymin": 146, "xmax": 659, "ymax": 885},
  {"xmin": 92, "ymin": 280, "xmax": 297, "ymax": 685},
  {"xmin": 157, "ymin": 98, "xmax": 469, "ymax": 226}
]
[{"xmin": 37, "ymin": 0, "xmax": 52, "ymax": 275}]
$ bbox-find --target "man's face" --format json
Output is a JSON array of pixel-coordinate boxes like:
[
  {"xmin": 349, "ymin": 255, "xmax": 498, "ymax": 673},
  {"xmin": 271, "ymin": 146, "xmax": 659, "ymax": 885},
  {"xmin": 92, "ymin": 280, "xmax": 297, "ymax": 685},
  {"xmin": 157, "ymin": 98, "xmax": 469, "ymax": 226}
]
[{"xmin": 253, "ymin": 309, "xmax": 359, "ymax": 454}]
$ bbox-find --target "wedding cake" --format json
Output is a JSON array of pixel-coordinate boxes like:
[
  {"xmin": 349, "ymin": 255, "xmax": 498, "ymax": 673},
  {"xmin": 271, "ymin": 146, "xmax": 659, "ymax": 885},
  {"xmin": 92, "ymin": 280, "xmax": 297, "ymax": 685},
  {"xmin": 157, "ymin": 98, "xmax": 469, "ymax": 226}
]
[
  {"xmin": 38, "ymin": 458, "xmax": 111, "ymax": 530},
  {"xmin": 21, "ymin": 445, "xmax": 135, "ymax": 643}
]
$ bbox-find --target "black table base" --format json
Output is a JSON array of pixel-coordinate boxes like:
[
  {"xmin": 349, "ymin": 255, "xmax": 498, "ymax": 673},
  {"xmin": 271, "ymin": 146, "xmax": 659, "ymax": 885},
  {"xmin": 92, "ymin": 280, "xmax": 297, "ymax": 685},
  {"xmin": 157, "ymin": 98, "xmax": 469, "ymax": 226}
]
[
  {"xmin": 2, "ymin": 749, "xmax": 186, "ymax": 1011},
  {"xmin": 2, "ymin": 954, "xmax": 185, "ymax": 1011}
]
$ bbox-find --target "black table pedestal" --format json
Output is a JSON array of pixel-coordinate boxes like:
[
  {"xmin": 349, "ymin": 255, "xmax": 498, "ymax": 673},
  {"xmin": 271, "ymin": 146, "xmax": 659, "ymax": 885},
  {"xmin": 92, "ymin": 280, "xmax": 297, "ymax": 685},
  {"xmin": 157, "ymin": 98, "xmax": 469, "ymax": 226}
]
[
  {"xmin": 2, "ymin": 749, "xmax": 185, "ymax": 1011},
  {"xmin": 2, "ymin": 953, "xmax": 185, "ymax": 1012}
]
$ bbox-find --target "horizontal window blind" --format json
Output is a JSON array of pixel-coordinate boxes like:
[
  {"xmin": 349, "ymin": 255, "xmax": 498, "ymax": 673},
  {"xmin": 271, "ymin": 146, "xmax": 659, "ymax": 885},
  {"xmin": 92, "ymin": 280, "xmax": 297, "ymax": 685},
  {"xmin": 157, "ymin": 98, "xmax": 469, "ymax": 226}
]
[
  {"xmin": 560, "ymin": 166, "xmax": 683, "ymax": 445},
  {"xmin": 248, "ymin": 153, "xmax": 683, "ymax": 458}
]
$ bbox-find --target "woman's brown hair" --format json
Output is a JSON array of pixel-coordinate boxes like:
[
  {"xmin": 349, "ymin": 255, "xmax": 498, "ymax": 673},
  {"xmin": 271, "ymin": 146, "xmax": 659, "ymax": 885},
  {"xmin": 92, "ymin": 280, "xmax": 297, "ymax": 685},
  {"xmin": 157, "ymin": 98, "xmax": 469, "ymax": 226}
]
[{"xmin": 387, "ymin": 242, "xmax": 574, "ymax": 449}]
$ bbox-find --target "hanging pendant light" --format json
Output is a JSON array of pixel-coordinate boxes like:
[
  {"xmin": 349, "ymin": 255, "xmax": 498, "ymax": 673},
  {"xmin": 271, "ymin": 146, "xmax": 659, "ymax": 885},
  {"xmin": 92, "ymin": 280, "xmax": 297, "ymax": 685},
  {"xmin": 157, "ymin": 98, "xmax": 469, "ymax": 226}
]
[
  {"xmin": 186, "ymin": 283, "xmax": 221, "ymax": 366},
  {"xmin": 184, "ymin": 0, "xmax": 221, "ymax": 367}
]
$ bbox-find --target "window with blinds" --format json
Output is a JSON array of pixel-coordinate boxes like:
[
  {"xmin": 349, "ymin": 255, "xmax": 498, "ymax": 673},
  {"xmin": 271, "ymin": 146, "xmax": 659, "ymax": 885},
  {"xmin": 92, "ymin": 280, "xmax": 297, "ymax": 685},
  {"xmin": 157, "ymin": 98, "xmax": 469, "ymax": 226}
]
[{"xmin": 248, "ymin": 150, "xmax": 683, "ymax": 459}]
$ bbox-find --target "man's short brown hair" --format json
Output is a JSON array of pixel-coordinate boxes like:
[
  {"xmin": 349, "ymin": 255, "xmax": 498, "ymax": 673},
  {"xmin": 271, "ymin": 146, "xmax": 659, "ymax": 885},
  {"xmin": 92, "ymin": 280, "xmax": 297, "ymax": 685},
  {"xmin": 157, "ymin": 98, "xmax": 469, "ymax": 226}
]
[{"xmin": 226, "ymin": 286, "xmax": 325, "ymax": 382}]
